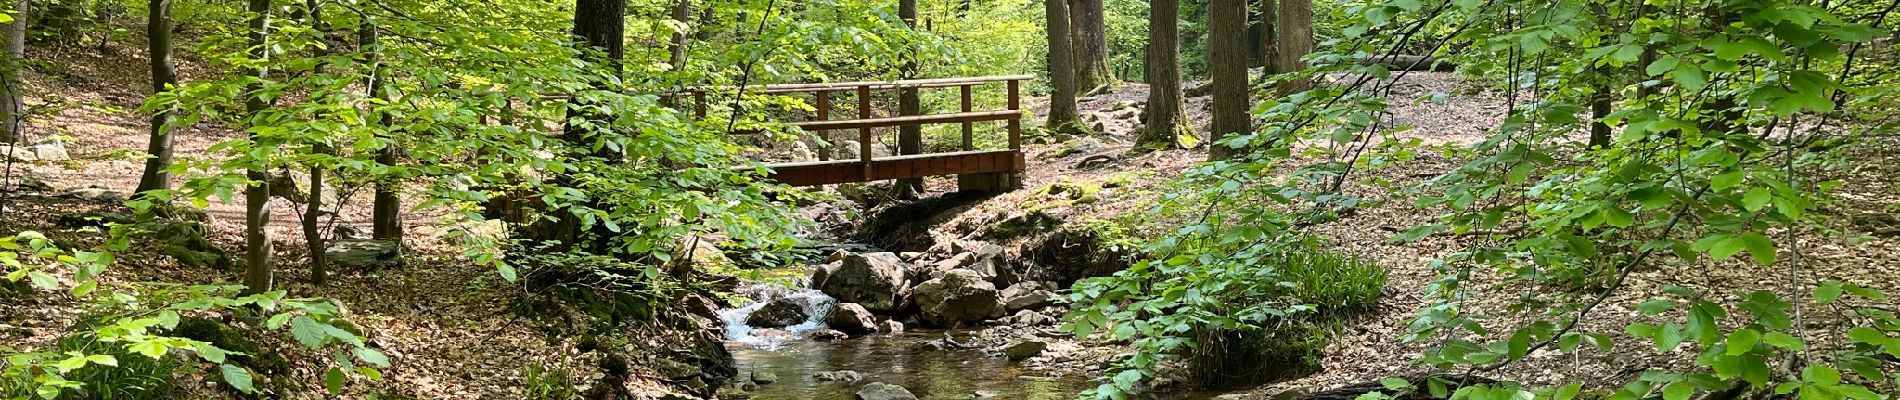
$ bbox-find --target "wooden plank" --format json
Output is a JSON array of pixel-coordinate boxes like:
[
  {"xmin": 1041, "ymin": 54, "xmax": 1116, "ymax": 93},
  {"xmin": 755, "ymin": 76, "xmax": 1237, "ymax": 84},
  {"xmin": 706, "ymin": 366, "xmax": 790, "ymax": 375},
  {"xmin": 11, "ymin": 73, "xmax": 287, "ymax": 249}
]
[
  {"xmin": 687, "ymin": 75, "xmax": 1035, "ymax": 94},
  {"xmin": 789, "ymin": 110, "xmax": 1019, "ymax": 131},
  {"xmin": 758, "ymin": 150, "xmax": 1018, "ymax": 186}
]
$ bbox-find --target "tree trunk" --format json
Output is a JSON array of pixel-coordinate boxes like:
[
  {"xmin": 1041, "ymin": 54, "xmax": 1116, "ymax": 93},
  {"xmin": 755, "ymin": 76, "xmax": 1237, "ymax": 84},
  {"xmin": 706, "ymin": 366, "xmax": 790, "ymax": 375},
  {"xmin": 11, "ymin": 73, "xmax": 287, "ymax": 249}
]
[
  {"xmin": 135, "ymin": 0, "xmax": 177, "ymax": 194},
  {"xmin": 1256, "ymin": 0, "xmax": 1278, "ymax": 78},
  {"xmin": 1589, "ymin": 82, "xmax": 1612, "ymax": 148},
  {"xmin": 363, "ymin": 22, "xmax": 401, "ymax": 241},
  {"xmin": 1, "ymin": 0, "xmax": 27, "ymax": 144},
  {"xmin": 303, "ymin": 0, "xmax": 327, "ymax": 285},
  {"xmin": 896, "ymin": 0, "xmax": 923, "ymax": 195},
  {"xmin": 1206, "ymin": 0, "xmax": 1249, "ymax": 160},
  {"xmin": 1136, "ymin": 0, "xmax": 1190, "ymax": 151},
  {"xmin": 667, "ymin": 0, "xmax": 690, "ymax": 70},
  {"xmin": 540, "ymin": 0, "xmax": 626, "ymax": 250},
  {"xmin": 1043, "ymin": 0, "xmax": 1081, "ymax": 135},
  {"xmin": 241, "ymin": 0, "xmax": 274, "ymax": 296},
  {"xmin": 1273, "ymin": 0, "xmax": 1313, "ymax": 94},
  {"xmin": 1069, "ymin": 0, "xmax": 1112, "ymax": 90}
]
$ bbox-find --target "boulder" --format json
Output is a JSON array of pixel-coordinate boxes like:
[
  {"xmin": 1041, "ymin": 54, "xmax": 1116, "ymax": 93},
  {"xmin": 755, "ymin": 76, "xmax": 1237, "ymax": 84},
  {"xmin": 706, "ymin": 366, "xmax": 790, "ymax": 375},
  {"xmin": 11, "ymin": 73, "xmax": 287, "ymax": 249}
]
[
  {"xmin": 910, "ymin": 269, "xmax": 1003, "ymax": 327},
  {"xmin": 814, "ymin": 370, "xmax": 863, "ymax": 382},
  {"xmin": 325, "ymin": 239, "xmax": 402, "ymax": 271},
  {"xmin": 1003, "ymin": 339, "xmax": 1048, "ymax": 360},
  {"xmin": 1004, "ymin": 289, "xmax": 1062, "ymax": 312},
  {"xmin": 31, "ymin": 141, "xmax": 67, "ymax": 162},
  {"xmin": 825, "ymin": 303, "xmax": 877, "ymax": 335},
  {"xmin": 56, "ymin": 211, "xmax": 133, "ymax": 229},
  {"xmin": 807, "ymin": 329, "xmax": 849, "ymax": 342},
  {"xmin": 856, "ymin": 382, "xmax": 919, "ymax": 400},
  {"xmin": 58, "ymin": 188, "xmax": 125, "ymax": 203},
  {"xmin": 655, "ymin": 358, "xmax": 704, "ymax": 381},
  {"xmin": 878, "ymin": 319, "xmax": 905, "ymax": 334},
  {"xmin": 745, "ymin": 299, "xmax": 810, "ymax": 328},
  {"xmin": 817, "ymin": 253, "xmax": 908, "ymax": 312},
  {"xmin": 0, "ymin": 144, "xmax": 35, "ymax": 162},
  {"xmin": 750, "ymin": 371, "xmax": 779, "ymax": 385},
  {"xmin": 1008, "ymin": 309, "xmax": 1057, "ymax": 326}
]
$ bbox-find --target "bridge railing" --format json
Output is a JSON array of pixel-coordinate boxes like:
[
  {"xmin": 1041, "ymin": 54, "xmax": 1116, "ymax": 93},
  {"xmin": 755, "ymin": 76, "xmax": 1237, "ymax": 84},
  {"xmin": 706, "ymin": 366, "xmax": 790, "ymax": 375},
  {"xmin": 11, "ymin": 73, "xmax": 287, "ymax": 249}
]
[{"xmin": 678, "ymin": 75, "xmax": 1029, "ymax": 180}]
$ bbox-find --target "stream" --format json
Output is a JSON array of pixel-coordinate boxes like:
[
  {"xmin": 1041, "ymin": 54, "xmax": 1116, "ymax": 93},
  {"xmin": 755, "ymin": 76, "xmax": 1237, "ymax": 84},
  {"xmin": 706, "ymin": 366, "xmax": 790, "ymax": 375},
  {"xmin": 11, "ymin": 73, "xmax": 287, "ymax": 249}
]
[{"xmin": 717, "ymin": 285, "xmax": 1091, "ymax": 399}]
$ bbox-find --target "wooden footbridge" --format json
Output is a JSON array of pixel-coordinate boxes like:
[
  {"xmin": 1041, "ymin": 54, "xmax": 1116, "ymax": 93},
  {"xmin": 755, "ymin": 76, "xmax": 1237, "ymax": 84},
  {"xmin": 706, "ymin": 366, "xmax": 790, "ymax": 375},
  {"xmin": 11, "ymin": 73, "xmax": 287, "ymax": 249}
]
[{"xmin": 685, "ymin": 75, "xmax": 1030, "ymax": 192}]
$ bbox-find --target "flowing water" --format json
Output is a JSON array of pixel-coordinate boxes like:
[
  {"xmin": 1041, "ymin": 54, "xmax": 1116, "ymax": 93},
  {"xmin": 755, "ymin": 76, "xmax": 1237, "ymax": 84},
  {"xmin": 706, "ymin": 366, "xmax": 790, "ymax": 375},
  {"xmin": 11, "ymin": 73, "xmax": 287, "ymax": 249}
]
[{"xmin": 719, "ymin": 284, "xmax": 1091, "ymax": 399}]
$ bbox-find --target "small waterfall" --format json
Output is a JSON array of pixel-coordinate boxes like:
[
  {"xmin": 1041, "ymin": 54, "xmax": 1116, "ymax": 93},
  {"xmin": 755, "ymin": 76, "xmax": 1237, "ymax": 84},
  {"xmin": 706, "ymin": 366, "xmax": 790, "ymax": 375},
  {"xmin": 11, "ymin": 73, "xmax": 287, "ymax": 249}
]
[{"xmin": 719, "ymin": 284, "xmax": 838, "ymax": 349}]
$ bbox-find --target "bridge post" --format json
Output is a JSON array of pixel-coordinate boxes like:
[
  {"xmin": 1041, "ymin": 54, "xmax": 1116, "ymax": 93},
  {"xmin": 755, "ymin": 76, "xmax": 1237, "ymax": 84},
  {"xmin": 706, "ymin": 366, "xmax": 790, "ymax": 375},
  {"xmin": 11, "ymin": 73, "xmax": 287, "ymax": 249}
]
[
  {"xmin": 858, "ymin": 85, "xmax": 873, "ymax": 181},
  {"xmin": 960, "ymin": 84, "xmax": 973, "ymax": 151},
  {"xmin": 956, "ymin": 78, "xmax": 1024, "ymax": 193},
  {"xmin": 815, "ymin": 89, "xmax": 830, "ymax": 161}
]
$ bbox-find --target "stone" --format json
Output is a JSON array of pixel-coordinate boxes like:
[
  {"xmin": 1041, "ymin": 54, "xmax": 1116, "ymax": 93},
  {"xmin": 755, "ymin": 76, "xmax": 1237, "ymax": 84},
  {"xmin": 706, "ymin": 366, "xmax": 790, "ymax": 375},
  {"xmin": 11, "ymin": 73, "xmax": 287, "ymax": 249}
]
[
  {"xmin": 145, "ymin": 221, "xmax": 231, "ymax": 270},
  {"xmin": 814, "ymin": 370, "xmax": 863, "ymax": 382},
  {"xmin": 856, "ymin": 382, "xmax": 918, "ymax": 400},
  {"xmin": 807, "ymin": 329, "xmax": 849, "ymax": 342},
  {"xmin": 57, "ymin": 188, "xmax": 125, "ymax": 203},
  {"xmin": 1002, "ymin": 339, "xmax": 1048, "ymax": 360},
  {"xmin": 656, "ymin": 358, "xmax": 703, "ymax": 381},
  {"xmin": 876, "ymin": 318, "xmax": 904, "ymax": 334},
  {"xmin": 56, "ymin": 211, "xmax": 133, "ymax": 229},
  {"xmin": 0, "ymin": 145, "xmax": 36, "ymax": 162},
  {"xmin": 745, "ymin": 298, "xmax": 810, "ymax": 328},
  {"xmin": 749, "ymin": 371, "xmax": 779, "ymax": 385},
  {"xmin": 31, "ymin": 141, "xmax": 67, "ymax": 162},
  {"xmin": 817, "ymin": 252, "xmax": 908, "ymax": 312},
  {"xmin": 1004, "ymin": 289, "xmax": 1062, "ymax": 312},
  {"xmin": 910, "ymin": 269, "xmax": 1003, "ymax": 327},
  {"xmin": 825, "ymin": 303, "xmax": 877, "ymax": 335},
  {"xmin": 1008, "ymin": 310, "xmax": 1056, "ymax": 326},
  {"xmin": 325, "ymin": 239, "xmax": 402, "ymax": 271},
  {"xmin": 16, "ymin": 176, "xmax": 51, "ymax": 192}
]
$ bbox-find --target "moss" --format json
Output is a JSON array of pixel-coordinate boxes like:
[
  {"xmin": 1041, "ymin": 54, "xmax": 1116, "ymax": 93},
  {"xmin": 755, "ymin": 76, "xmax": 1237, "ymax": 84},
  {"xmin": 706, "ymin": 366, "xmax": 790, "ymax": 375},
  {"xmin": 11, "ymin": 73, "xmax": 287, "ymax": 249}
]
[
  {"xmin": 173, "ymin": 317, "xmax": 297, "ymax": 395},
  {"xmin": 1188, "ymin": 324, "xmax": 1328, "ymax": 389}
]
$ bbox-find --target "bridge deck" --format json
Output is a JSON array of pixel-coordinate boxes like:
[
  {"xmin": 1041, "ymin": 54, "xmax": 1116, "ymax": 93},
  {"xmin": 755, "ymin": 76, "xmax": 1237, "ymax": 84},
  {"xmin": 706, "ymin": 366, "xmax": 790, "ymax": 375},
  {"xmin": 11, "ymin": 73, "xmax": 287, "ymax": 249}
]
[
  {"xmin": 686, "ymin": 75, "xmax": 1029, "ymax": 190},
  {"xmin": 761, "ymin": 150, "xmax": 1025, "ymax": 187}
]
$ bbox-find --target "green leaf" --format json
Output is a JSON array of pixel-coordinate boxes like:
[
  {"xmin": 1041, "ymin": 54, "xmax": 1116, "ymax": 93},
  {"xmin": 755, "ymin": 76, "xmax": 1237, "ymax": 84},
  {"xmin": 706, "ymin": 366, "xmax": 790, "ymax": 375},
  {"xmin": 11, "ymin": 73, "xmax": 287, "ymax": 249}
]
[
  {"xmin": 1636, "ymin": 300, "xmax": 1675, "ymax": 315},
  {"xmin": 1726, "ymin": 329, "xmax": 1761, "ymax": 355},
  {"xmin": 1846, "ymin": 327, "xmax": 1890, "ymax": 345},
  {"xmin": 267, "ymin": 313, "xmax": 293, "ymax": 330},
  {"xmin": 1552, "ymin": 383, "xmax": 1583, "ymax": 400},
  {"xmin": 353, "ymin": 347, "xmax": 390, "ymax": 368},
  {"xmin": 1739, "ymin": 232, "xmax": 1776, "ymax": 265},
  {"xmin": 326, "ymin": 367, "xmax": 347, "ymax": 394},
  {"xmin": 1802, "ymin": 365, "xmax": 1841, "ymax": 385},
  {"xmin": 1741, "ymin": 356, "xmax": 1772, "ymax": 386},
  {"xmin": 85, "ymin": 354, "xmax": 117, "ymax": 367},
  {"xmin": 290, "ymin": 316, "xmax": 328, "ymax": 347},
  {"xmin": 1646, "ymin": 57, "xmax": 1680, "ymax": 76},
  {"xmin": 70, "ymin": 280, "xmax": 97, "ymax": 297},
  {"xmin": 222, "ymin": 364, "xmax": 256, "ymax": 393},
  {"xmin": 1656, "ymin": 323, "xmax": 1687, "ymax": 352},
  {"xmin": 26, "ymin": 271, "xmax": 56, "ymax": 290},
  {"xmin": 1762, "ymin": 332, "xmax": 1806, "ymax": 351},
  {"xmin": 1663, "ymin": 381, "xmax": 1694, "ymax": 400},
  {"xmin": 1743, "ymin": 188, "xmax": 1772, "ymax": 212},
  {"xmin": 1380, "ymin": 377, "xmax": 1413, "ymax": 390},
  {"xmin": 1814, "ymin": 281, "xmax": 1844, "ymax": 305},
  {"xmin": 55, "ymin": 355, "xmax": 88, "ymax": 372}
]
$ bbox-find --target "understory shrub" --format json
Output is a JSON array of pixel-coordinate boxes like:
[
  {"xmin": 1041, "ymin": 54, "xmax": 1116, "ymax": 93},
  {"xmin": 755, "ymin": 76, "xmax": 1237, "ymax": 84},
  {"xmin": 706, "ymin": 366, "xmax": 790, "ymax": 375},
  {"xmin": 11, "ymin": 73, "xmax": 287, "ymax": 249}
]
[
  {"xmin": 49, "ymin": 323, "xmax": 185, "ymax": 400},
  {"xmin": 522, "ymin": 362, "xmax": 578, "ymax": 400}
]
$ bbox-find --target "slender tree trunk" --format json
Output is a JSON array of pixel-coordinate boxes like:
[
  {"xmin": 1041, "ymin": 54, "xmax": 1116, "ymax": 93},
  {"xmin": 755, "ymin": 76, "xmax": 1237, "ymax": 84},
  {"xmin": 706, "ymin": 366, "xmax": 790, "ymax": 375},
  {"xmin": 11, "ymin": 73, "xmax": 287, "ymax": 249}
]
[
  {"xmin": 897, "ymin": 0, "xmax": 923, "ymax": 195},
  {"xmin": 1043, "ymin": 0, "xmax": 1081, "ymax": 135},
  {"xmin": 1273, "ymin": 0, "xmax": 1313, "ymax": 94},
  {"xmin": 1069, "ymin": 0, "xmax": 1112, "ymax": 90},
  {"xmin": 1206, "ymin": 0, "xmax": 1249, "ymax": 160},
  {"xmin": 135, "ymin": 0, "xmax": 177, "ymax": 193},
  {"xmin": 1257, "ymin": 0, "xmax": 1278, "ymax": 79},
  {"xmin": 364, "ymin": 23, "xmax": 401, "ymax": 241},
  {"xmin": 241, "ymin": 0, "xmax": 274, "ymax": 296},
  {"xmin": 667, "ymin": 0, "xmax": 689, "ymax": 70},
  {"xmin": 1, "ymin": 0, "xmax": 27, "ymax": 144},
  {"xmin": 303, "ymin": 0, "xmax": 327, "ymax": 285},
  {"xmin": 1589, "ymin": 81, "xmax": 1612, "ymax": 148},
  {"xmin": 1136, "ymin": 0, "xmax": 1191, "ymax": 151}
]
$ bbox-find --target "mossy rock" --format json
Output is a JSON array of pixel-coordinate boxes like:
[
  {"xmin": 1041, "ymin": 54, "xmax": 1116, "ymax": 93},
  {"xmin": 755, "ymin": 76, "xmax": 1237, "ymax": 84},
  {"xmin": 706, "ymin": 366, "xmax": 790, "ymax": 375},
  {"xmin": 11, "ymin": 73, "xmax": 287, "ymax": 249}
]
[
  {"xmin": 173, "ymin": 317, "xmax": 298, "ymax": 395},
  {"xmin": 1040, "ymin": 179, "xmax": 1102, "ymax": 205},
  {"xmin": 981, "ymin": 210, "xmax": 1061, "ymax": 241}
]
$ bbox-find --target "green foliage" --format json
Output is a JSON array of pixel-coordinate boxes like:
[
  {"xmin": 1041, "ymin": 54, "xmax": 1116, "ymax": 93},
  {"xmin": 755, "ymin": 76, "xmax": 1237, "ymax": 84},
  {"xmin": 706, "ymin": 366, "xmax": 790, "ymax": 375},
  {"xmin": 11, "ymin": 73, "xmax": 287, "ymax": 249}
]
[
  {"xmin": 521, "ymin": 363, "xmax": 578, "ymax": 400},
  {"xmin": 39, "ymin": 324, "xmax": 184, "ymax": 400},
  {"xmin": 0, "ymin": 230, "xmax": 385, "ymax": 398}
]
